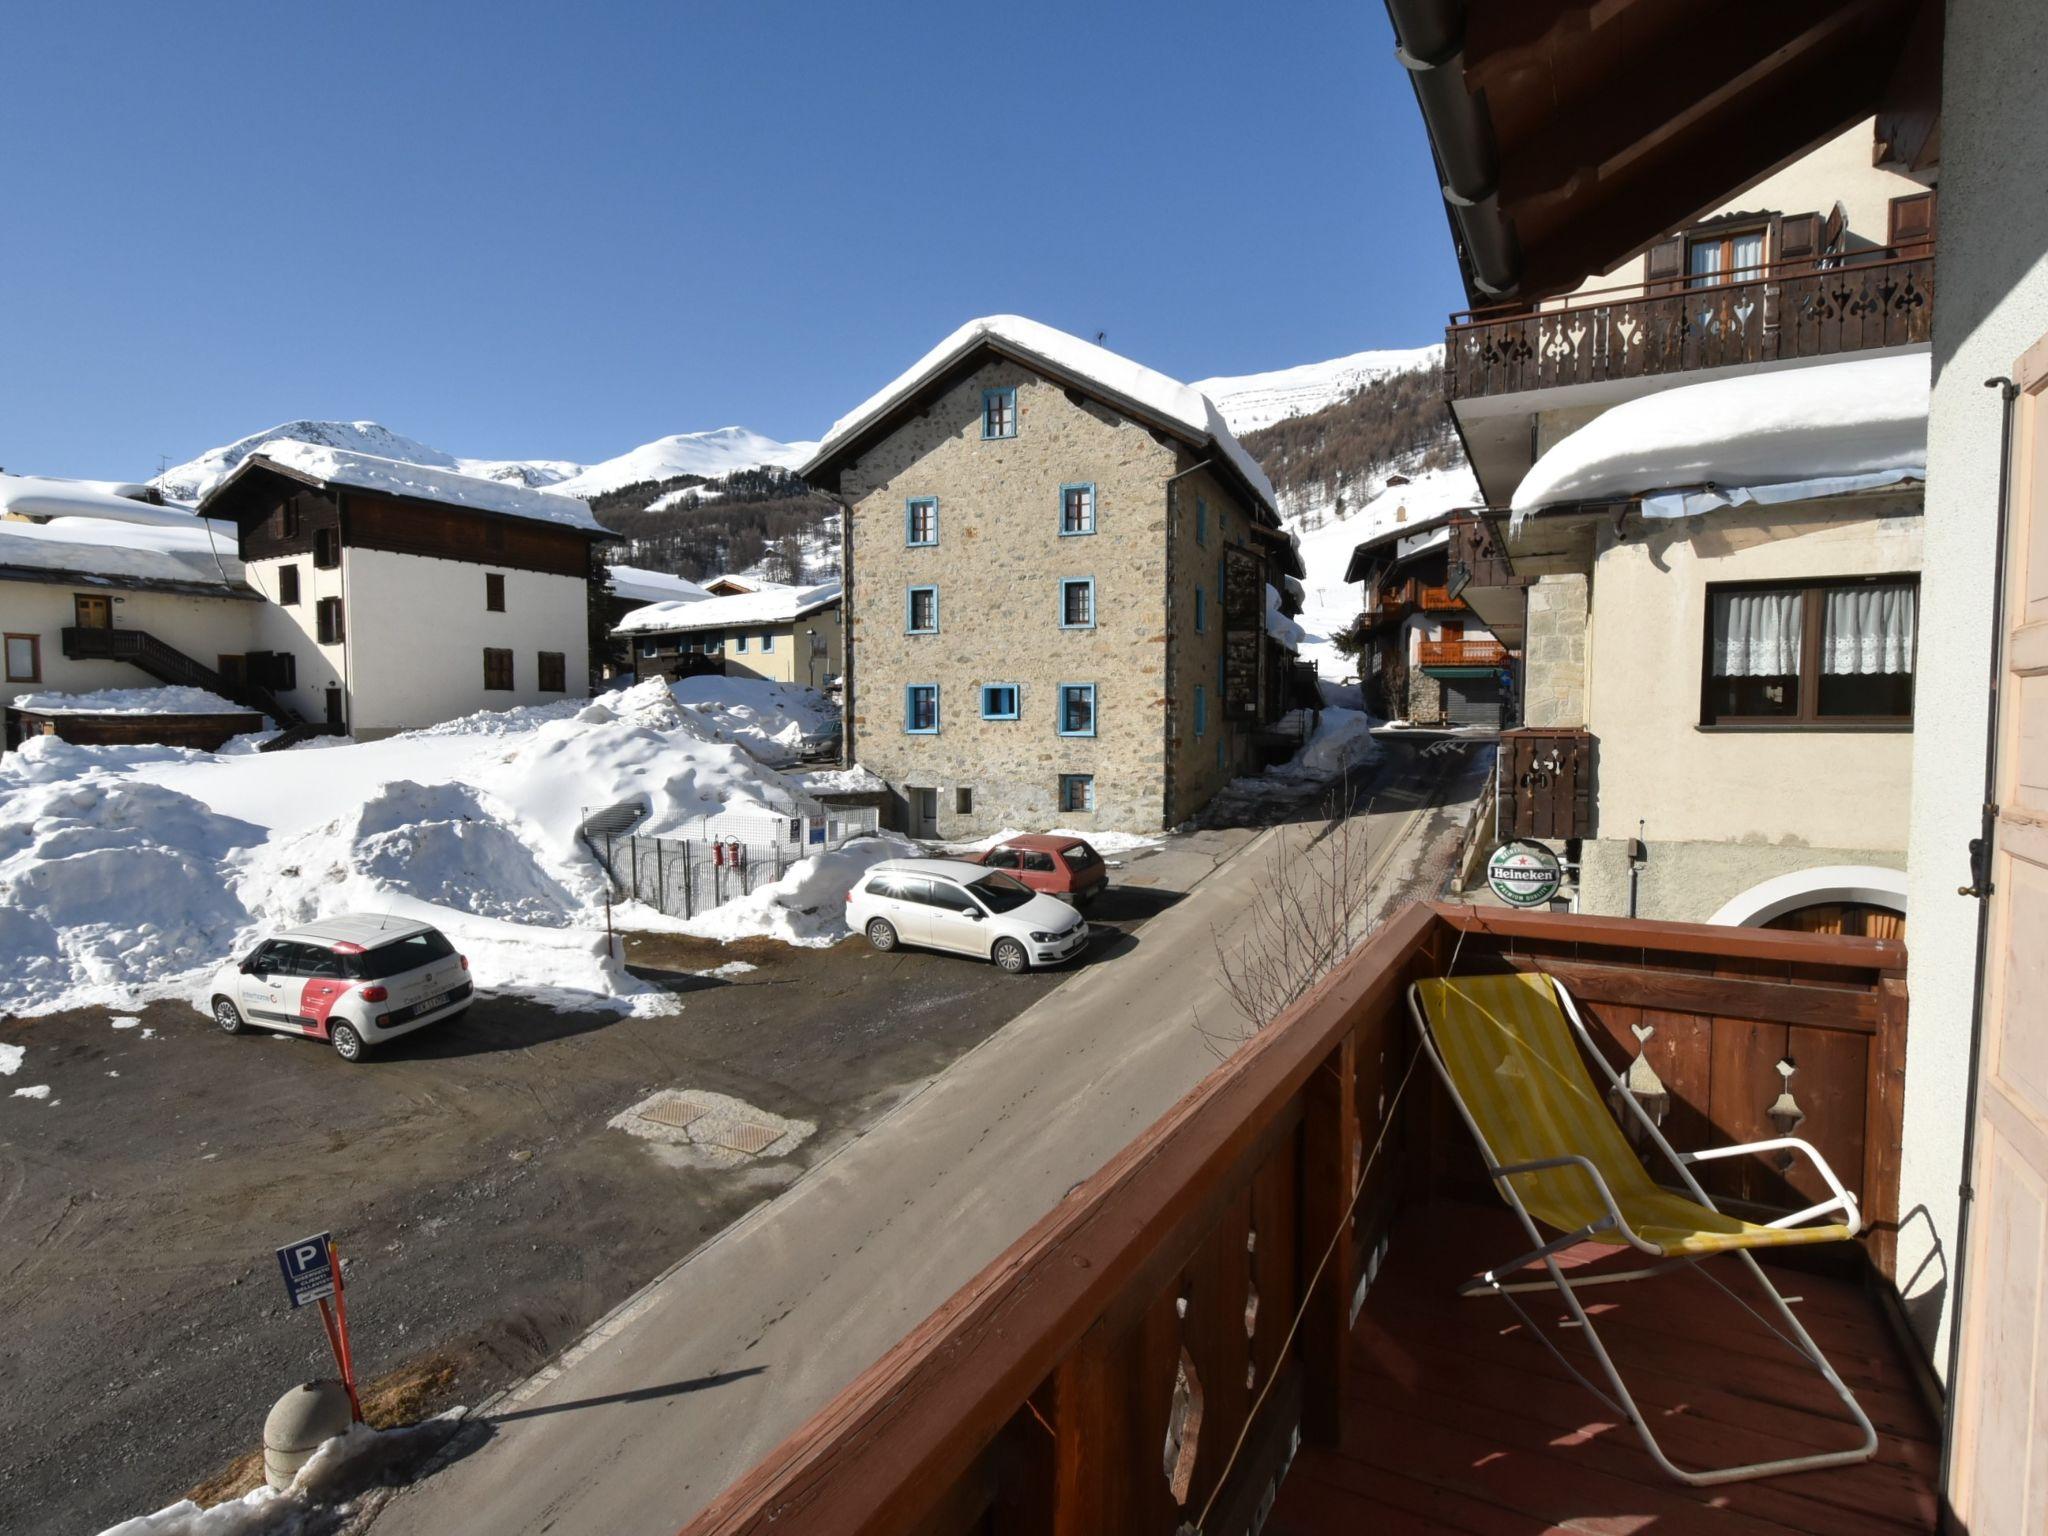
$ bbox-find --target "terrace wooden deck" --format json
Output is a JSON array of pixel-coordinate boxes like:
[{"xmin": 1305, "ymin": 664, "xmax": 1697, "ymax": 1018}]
[{"xmin": 1268, "ymin": 1202, "xmax": 1940, "ymax": 1536}]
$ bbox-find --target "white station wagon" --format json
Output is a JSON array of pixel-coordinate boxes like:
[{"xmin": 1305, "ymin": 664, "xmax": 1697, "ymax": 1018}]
[
  {"xmin": 208, "ymin": 915, "xmax": 474, "ymax": 1062},
  {"xmin": 846, "ymin": 858, "xmax": 1090, "ymax": 973}
]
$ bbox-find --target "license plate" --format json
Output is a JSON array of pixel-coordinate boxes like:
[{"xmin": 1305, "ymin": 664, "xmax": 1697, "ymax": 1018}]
[{"xmin": 409, "ymin": 991, "xmax": 450, "ymax": 1018}]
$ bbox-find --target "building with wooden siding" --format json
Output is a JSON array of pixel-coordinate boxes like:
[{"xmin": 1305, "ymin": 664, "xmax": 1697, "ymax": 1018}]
[
  {"xmin": 804, "ymin": 316, "xmax": 1308, "ymax": 837},
  {"xmin": 198, "ymin": 442, "xmax": 614, "ymax": 738},
  {"xmin": 1342, "ymin": 512, "xmax": 1511, "ymax": 727}
]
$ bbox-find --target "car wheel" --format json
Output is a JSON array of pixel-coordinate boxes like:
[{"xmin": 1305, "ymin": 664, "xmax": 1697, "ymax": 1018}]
[
  {"xmin": 866, "ymin": 918, "xmax": 899, "ymax": 952},
  {"xmin": 330, "ymin": 1022, "xmax": 367, "ymax": 1063},
  {"xmin": 213, "ymin": 997, "xmax": 246, "ymax": 1035},
  {"xmin": 992, "ymin": 938, "xmax": 1029, "ymax": 974}
]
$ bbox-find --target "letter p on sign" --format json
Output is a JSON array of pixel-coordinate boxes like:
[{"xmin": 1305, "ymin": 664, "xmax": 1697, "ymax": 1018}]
[{"xmin": 276, "ymin": 1230, "xmax": 336, "ymax": 1309}]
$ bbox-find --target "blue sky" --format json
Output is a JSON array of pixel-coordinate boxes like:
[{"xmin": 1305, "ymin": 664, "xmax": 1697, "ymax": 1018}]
[{"xmin": 0, "ymin": 1, "xmax": 1462, "ymax": 479}]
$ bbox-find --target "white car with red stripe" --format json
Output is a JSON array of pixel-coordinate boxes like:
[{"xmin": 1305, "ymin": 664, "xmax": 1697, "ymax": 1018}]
[{"xmin": 208, "ymin": 916, "xmax": 474, "ymax": 1062}]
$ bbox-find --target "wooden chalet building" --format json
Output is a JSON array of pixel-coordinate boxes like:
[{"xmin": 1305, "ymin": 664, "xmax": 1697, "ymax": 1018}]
[{"xmin": 1343, "ymin": 514, "xmax": 1511, "ymax": 727}]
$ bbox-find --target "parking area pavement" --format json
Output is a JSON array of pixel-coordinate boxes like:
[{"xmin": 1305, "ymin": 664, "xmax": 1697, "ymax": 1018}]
[{"xmin": 0, "ymin": 883, "xmax": 1177, "ymax": 1536}]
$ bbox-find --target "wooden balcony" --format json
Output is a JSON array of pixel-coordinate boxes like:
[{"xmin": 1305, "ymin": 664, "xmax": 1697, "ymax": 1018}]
[
  {"xmin": 1445, "ymin": 252, "xmax": 1934, "ymax": 402},
  {"xmin": 1417, "ymin": 637, "xmax": 1509, "ymax": 669},
  {"xmin": 682, "ymin": 904, "xmax": 1921, "ymax": 1536}
]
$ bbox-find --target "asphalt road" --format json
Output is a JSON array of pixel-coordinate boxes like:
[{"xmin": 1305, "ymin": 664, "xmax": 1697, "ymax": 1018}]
[{"xmin": 0, "ymin": 895, "xmax": 1181, "ymax": 1536}]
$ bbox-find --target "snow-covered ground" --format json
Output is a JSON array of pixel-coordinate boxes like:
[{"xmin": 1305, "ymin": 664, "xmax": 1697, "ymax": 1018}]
[
  {"xmin": 154, "ymin": 420, "xmax": 815, "ymax": 506},
  {"xmin": 0, "ymin": 680, "xmax": 874, "ymax": 1022},
  {"xmin": 668, "ymin": 675, "xmax": 839, "ymax": 767},
  {"xmin": 1194, "ymin": 344, "xmax": 1444, "ymax": 435},
  {"xmin": 11, "ymin": 685, "xmax": 249, "ymax": 716}
]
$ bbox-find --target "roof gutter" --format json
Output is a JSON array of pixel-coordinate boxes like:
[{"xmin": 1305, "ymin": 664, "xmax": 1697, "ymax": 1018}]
[{"xmin": 1385, "ymin": 0, "xmax": 1522, "ymax": 300}]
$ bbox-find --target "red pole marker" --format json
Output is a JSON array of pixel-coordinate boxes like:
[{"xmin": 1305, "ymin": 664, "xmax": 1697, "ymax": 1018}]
[{"xmin": 327, "ymin": 1239, "xmax": 364, "ymax": 1422}]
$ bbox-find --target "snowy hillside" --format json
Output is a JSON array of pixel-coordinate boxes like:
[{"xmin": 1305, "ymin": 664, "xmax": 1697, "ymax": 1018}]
[
  {"xmin": 155, "ymin": 420, "xmax": 813, "ymax": 505},
  {"xmin": 1194, "ymin": 345, "xmax": 1443, "ymax": 435}
]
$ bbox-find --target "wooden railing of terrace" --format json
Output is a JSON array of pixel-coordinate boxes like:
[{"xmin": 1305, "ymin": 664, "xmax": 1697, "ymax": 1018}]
[
  {"xmin": 1444, "ymin": 252, "xmax": 1935, "ymax": 402},
  {"xmin": 682, "ymin": 904, "xmax": 1908, "ymax": 1536}
]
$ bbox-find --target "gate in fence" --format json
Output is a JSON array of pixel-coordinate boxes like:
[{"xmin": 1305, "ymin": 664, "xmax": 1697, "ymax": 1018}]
[{"xmin": 577, "ymin": 800, "xmax": 880, "ymax": 919}]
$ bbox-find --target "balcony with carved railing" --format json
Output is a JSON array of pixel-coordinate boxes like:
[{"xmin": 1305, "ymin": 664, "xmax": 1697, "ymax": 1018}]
[
  {"xmin": 1417, "ymin": 583, "xmax": 1463, "ymax": 611},
  {"xmin": 1445, "ymin": 251, "xmax": 1935, "ymax": 402},
  {"xmin": 682, "ymin": 904, "xmax": 1932, "ymax": 1536},
  {"xmin": 1417, "ymin": 637, "xmax": 1508, "ymax": 669}
]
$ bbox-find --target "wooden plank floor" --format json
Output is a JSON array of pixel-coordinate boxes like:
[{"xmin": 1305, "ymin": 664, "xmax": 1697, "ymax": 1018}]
[{"xmin": 1267, "ymin": 1202, "xmax": 1941, "ymax": 1535}]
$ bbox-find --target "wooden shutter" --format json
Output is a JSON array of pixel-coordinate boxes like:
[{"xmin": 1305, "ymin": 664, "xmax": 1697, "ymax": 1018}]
[
  {"xmin": 1821, "ymin": 200, "xmax": 1847, "ymax": 257},
  {"xmin": 1644, "ymin": 235, "xmax": 1685, "ymax": 295},
  {"xmin": 1887, "ymin": 191, "xmax": 1937, "ymax": 253},
  {"xmin": 1776, "ymin": 212, "xmax": 1823, "ymax": 274}
]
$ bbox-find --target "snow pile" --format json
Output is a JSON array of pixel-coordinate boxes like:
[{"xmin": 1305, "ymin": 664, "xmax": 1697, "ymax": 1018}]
[
  {"xmin": 794, "ymin": 763, "xmax": 886, "ymax": 795},
  {"xmin": 1511, "ymin": 352, "xmax": 1930, "ymax": 522},
  {"xmin": 1193, "ymin": 344, "xmax": 1443, "ymax": 434},
  {"xmin": 0, "ymin": 512, "xmax": 245, "ymax": 587},
  {"xmin": 668, "ymin": 677, "xmax": 839, "ymax": 767},
  {"xmin": 12, "ymin": 685, "xmax": 250, "ymax": 716},
  {"xmin": 0, "ymin": 473, "xmax": 199, "ymax": 524},
  {"xmin": 1290, "ymin": 709, "xmax": 1380, "ymax": 779},
  {"xmin": 0, "ymin": 1042, "xmax": 25, "ymax": 1075},
  {"xmin": 1264, "ymin": 585, "xmax": 1306, "ymax": 651},
  {"xmin": 224, "ymin": 440, "xmax": 608, "ymax": 534},
  {"xmin": 0, "ymin": 777, "xmax": 266, "ymax": 1015},
  {"xmin": 95, "ymin": 1412, "xmax": 466, "ymax": 1536},
  {"xmin": 814, "ymin": 316, "xmax": 1277, "ymax": 514},
  {"xmin": 666, "ymin": 834, "xmax": 917, "ymax": 946}
]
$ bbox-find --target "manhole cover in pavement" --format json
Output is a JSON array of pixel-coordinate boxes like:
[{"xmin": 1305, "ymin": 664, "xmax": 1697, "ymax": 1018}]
[{"xmin": 610, "ymin": 1087, "xmax": 813, "ymax": 1168}]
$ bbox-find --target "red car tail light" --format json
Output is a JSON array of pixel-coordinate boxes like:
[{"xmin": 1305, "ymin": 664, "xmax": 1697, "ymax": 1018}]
[
  {"xmin": 460, "ymin": 954, "xmax": 470, "ymax": 970},
  {"xmin": 359, "ymin": 985, "xmax": 389, "ymax": 1002}
]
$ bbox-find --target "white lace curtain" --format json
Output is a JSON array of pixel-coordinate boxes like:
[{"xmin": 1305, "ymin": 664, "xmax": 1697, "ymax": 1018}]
[
  {"xmin": 1822, "ymin": 584, "xmax": 1916, "ymax": 675},
  {"xmin": 1711, "ymin": 589, "xmax": 1803, "ymax": 677}
]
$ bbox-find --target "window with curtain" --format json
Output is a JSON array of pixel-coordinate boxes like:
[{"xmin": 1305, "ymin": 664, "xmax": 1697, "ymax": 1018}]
[
  {"xmin": 1686, "ymin": 227, "xmax": 1766, "ymax": 287},
  {"xmin": 1702, "ymin": 579, "xmax": 1915, "ymax": 725}
]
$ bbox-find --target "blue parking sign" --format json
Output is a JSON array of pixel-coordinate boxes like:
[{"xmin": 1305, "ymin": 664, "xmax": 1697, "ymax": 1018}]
[{"xmin": 276, "ymin": 1231, "xmax": 335, "ymax": 1309}]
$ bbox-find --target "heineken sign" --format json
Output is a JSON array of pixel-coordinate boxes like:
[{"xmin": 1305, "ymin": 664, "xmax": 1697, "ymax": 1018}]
[{"xmin": 1486, "ymin": 841, "xmax": 1563, "ymax": 908}]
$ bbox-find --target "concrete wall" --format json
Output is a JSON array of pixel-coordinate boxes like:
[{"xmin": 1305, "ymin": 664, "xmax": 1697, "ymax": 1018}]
[
  {"xmin": 1522, "ymin": 574, "xmax": 1589, "ymax": 727},
  {"xmin": 844, "ymin": 358, "xmax": 1179, "ymax": 835},
  {"xmin": 341, "ymin": 548, "xmax": 590, "ymax": 736},
  {"xmin": 1895, "ymin": 0, "xmax": 2048, "ymax": 1371},
  {"xmin": 1577, "ymin": 835, "xmax": 1906, "ymax": 925},
  {"xmin": 1583, "ymin": 499, "xmax": 1922, "ymax": 862},
  {"xmin": 0, "ymin": 578, "xmax": 258, "ymax": 711}
]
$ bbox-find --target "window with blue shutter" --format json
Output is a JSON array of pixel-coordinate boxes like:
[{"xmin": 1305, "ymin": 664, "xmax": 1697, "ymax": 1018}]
[{"xmin": 981, "ymin": 684, "xmax": 1020, "ymax": 720}]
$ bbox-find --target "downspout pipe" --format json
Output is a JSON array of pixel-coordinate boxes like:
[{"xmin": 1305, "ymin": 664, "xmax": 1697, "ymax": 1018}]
[{"xmin": 1937, "ymin": 374, "xmax": 2021, "ymax": 1501}]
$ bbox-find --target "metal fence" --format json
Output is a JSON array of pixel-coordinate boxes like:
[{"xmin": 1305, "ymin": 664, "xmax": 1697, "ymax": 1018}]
[{"xmin": 578, "ymin": 800, "xmax": 880, "ymax": 919}]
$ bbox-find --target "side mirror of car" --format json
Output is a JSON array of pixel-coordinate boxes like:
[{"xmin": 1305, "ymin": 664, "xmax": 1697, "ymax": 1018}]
[{"xmin": 967, "ymin": 909, "xmax": 984, "ymax": 920}]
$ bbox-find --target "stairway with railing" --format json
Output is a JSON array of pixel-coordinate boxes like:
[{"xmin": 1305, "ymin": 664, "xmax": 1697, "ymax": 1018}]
[{"xmin": 61, "ymin": 625, "xmax": 305, "ymax": 728}]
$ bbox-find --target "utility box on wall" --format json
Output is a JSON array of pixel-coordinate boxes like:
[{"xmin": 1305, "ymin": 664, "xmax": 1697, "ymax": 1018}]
[{"xmin": 1497, "ymin": 727, "xmax": 1594, "ymax": 841}]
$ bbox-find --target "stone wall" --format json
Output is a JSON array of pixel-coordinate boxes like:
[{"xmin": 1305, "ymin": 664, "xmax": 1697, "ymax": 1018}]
[
  {"xmin": 842, "ymin": 359, "xmax": 1179, "ymax": 835},
  {"xmin": 1522, "ymin": 573, "xmax": 1588, "ymax": 727},
  {"xmin": 1163, "ymin": 464, "xmax": 1267, "ymax": 824},
  {"xmin": 1403, "ymin": 664, "xmax": 1443, "ymax": 725}
]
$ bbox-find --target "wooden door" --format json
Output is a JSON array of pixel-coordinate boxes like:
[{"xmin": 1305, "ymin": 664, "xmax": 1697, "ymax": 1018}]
[
  {"xmin": 1947, "ymin": 332, "xmax": 2048, "ymax": 1533},
  {"xmin": 74, "ymin": 594, "xmax": 111, "ymax": 628}
]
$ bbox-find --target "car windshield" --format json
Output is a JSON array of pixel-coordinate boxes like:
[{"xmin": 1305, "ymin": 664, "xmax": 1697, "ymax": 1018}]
[
  {"xmin": 968, "ymin": 872, "xmax": 1037, "ymax": 914},
  {"xmin": 346, "ymin": 929, "xmax": 456, "ymax": 979}
]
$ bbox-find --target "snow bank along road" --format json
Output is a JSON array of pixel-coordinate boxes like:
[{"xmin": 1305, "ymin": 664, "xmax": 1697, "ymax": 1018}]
[
  {"xmin": 0, "ymin": 919, "xmax": 1164, "ymax": 1536},
  {"xmin": 365, "ymin": 744, "xmax": 1490, "ymax": 1536}
]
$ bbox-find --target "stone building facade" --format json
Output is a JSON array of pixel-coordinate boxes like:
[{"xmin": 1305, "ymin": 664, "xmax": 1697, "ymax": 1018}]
[{"xmin": 806, "ymin": 324, "xmax": 1296, "ymax": 837}]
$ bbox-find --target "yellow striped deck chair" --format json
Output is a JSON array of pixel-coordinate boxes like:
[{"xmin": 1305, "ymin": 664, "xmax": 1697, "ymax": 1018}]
[{"xmin": 1408, "ymin": 971, "xmax": 1877, "ymax": 1486}]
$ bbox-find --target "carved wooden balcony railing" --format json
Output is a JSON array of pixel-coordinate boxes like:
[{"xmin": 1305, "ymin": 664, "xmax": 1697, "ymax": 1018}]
[
  {"xmin": 1445, "ymin": 251, "xmax": 1935, "ymax": 401},
  {"xmin": 1417, "ymin": 583, "xmax": 1463, "ymax": 611},
  {"xmin": 1417, "ymin": 638, "xmax": 1508, "ymax": 668},
  {"xmin": 681, "ymin": 904, "xmax": 1908, "ymax": 1536}
]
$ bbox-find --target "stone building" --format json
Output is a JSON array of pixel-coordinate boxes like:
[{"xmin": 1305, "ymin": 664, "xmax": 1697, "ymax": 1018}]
[{"xmin": 802, "ymin": 316, "xmax": 1308, "ymax": 837}]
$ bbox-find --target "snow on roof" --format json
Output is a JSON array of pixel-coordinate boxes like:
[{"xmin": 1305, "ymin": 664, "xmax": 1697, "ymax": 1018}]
[
  {"xmin": 231, "ymin": 439, "xmax": 612, "ymax": 534},
  {"xmin": 10, "ymin": 685, "xmax": 250, "ymax": 717},
  {"xmin": 607, "ymin": 565, "xmax": 711, "ymax": 604},
  {"xmin": 0, "ymin": 473, "xmax": 199, "ymax": 527},
  {"xmin": 699, "ymin": 573, "xmax": 792, "ymax": 593},
  {"xmin": 1510, "ymin": 353, "xmax": 1930, "ymax": 524},
  {"xmin": 809, "ymin": 316, "xmax": 1278, "ymax": 516},
  {"xmin": 1264, "ymin": 584, "xmax": 1305, "ymax": 652},
  {"xmin": 615, "ymin": 581, "xmax": 841, "ymax": 636},
  {"xmin": 0, "ymin": 513, "xmax": 246, "ymax": 589}
]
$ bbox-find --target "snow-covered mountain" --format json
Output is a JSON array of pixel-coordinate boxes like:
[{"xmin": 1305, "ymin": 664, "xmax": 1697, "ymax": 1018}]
[
  {"xmin": 154, "ymin": 420, "xmax": 815, "ymax": 506},
  {"xmin": 1194, "ymin": 345, "xmax": 1443, "ymax": 436}
]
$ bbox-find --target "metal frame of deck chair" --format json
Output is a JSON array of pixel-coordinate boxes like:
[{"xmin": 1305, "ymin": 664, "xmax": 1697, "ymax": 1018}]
[{"xmin": 1407, "ymin": 971, "xmax": 1879, "ymax": 1487}]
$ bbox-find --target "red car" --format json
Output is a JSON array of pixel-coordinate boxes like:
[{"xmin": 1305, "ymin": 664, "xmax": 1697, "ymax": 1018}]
[{"xmin": 965, "ymin": 834, "xmax": 1109, "ymax": 906}]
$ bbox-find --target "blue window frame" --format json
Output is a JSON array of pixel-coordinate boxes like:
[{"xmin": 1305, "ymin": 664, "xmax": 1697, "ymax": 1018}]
[
  {"xmin": 1059, "ymin": 773, "xmax": 1094, "ymax": 813},
  {"xmin": 1196, "ymin": 496, "xmax": 1208, "ymax": 546},
  {"xmin": 906, "ymin": 683, "xmax": 940, "ymax": 734},
  {"xmin": 981, "ymin": 683, "xmax": 1020, "ymax": 720},
  {"xmin": 1059, "ymin": 483, "xmax": 1096, "ymax": 536},
  {"xmin": 1057, "ymin": 682, "xmax": 1096, "ymax": 737},
  {"xmin": 1194, "ymin": 684, "xmax": 1207, "ymax": 737},
  {"xmin": 905, "ymin": 497, "xmax": 939, "ymax": 547},
  {"xmin": 1195, "ymin": 586, "xmax": 1207, "ymax": 633},
  {"xmin": 907, "ymin": 584, "xmax": 939, "ymax": 634},
  {"xmin": 982, "ymin": 386, "xmax": 1017, "ymax": 439},
  {"xmin": 1060, "ymin": 577, "xmax": 1095, "ymax": 630}
]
